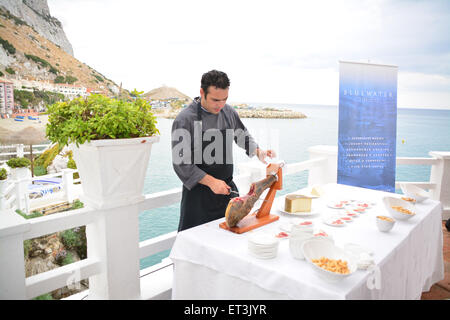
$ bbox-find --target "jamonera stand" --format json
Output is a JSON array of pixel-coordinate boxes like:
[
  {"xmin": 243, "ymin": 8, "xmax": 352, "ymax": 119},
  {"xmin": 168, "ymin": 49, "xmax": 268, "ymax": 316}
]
[{"xmin": 219, "ymin": 163, "xmax": 283, "ymax": 234}]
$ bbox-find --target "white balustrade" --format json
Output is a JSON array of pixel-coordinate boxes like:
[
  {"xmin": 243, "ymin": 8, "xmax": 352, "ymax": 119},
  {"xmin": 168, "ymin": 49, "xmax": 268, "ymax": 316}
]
[{"xmin": 0, "ymin": 145, "xmax": 449, "ymax": 300}]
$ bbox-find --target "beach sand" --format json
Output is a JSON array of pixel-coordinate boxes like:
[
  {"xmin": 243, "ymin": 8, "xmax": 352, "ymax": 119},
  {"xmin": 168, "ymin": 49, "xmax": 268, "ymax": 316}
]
[{"xmin": 0, "ymin": 115, "xmax": 49, "ymax": 142}]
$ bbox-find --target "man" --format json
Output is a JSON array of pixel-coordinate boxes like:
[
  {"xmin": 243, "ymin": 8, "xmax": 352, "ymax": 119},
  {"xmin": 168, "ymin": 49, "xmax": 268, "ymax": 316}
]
[{"xmin": 171, "ymin": 70, "xmax": 276, "ymax": 231}]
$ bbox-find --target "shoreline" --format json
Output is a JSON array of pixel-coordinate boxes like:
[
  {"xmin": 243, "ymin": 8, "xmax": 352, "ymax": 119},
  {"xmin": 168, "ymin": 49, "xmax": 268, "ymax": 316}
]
[{"xmin": 153, "ymin": 108, "xmax": 307, "ymax": 119}]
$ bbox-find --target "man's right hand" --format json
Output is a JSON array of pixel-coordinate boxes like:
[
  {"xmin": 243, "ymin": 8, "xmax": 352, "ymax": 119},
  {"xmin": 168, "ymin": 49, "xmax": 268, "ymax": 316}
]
[{"xmin": 199, "ymin": 174, "xmax": 231, "ymax": 195}]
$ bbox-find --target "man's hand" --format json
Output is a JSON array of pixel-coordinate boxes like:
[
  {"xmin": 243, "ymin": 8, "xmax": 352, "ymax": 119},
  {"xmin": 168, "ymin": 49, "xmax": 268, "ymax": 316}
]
[
  {"xmin": 199, "ymin": 174, "xmax": 231, "ymax": 195},
  {"xmin": 255, "ymin": 148, "xmax": 276, "ymax": 164}
]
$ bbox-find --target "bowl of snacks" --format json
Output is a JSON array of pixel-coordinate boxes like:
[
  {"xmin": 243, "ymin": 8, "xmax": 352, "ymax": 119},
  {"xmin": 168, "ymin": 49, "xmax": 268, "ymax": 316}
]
[
  {"xmin": 400, "ymin": 183, "xmax": 429, "ymax": 203},
  {"xmin": 376, "ymin": 215, "xmax": 396, "ymax": 232},
  {"xmin": 301, "ymin": 239, "xmax": 358, "ymax": 282},
  {"xmin": 382, "ymin": 196, "xmax": 416, "ymax": 221}
]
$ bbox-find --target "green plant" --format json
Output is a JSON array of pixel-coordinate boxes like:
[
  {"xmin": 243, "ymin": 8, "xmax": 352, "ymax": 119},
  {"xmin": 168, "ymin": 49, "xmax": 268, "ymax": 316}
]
[
  {"xmin": 23, "ymin": 239, "xmax": 32, "ymax": 258},
  {"xmin": 0, "ymin": 36, "xmax": 16, "ymax": 54},
  {"xmin": 15, "ymin": 209, "xmax": 43, "ymax": 219},
  {"xmin": 5, "ymin": 67, "xmax": 15, "ymax": 74},
  {"xmin": 6, "ymin": 157, "xmax": 31, "ymax": 168},
  {"xmin": 61, "ymin": 252, "xmax": 74, "ymax": 266},
  {"xmin": 33, "ymin": 165, "xmax": 47, "ymax": 176},
  {"xmin": 46, "ymin": 94, "xmax": 159, "ymax": 147},
  {"xmin": 60, "ymin": 227, "xmax": 87, "ymax": 259},
  {"xmin": 0, "ymin": 168, "xmax": 7, "ymax": 180},
  {"xmin": 33, "ymin": 293, "xmax": 54, "ymax": 300},
  {"xmin": 71, "ymin": 200, "xmax": 84, "ymax": 210}
]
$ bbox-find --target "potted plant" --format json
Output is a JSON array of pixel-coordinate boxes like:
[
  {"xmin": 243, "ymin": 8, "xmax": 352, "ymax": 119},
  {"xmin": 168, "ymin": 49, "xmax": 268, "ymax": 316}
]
[
  {"xmin": 6, "ymin": 157, "xmax": 31, "ymax": 180},
  {"xmin": 46, "ymin": 94, "xmax": 160, "ymax": 209}
]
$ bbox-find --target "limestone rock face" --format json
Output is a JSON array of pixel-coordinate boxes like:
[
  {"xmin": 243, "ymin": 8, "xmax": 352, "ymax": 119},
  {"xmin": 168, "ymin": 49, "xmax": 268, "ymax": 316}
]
[
  {"xmin": 0, "ymin": 0, "xmax": 74, "ymax": 55},
  {"xmin": 47, "ymin": 154, "xmax": 68, "ymax": 174},
  {"xmin": 25, "ymin": 233, "xmax": 88, "ymax": 299}
]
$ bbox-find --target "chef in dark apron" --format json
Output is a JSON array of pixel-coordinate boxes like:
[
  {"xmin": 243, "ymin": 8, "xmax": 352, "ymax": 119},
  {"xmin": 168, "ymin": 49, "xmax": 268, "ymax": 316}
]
[{"xmin": 171, "ymin": 70, "xmax": 276, "ymax": 232}]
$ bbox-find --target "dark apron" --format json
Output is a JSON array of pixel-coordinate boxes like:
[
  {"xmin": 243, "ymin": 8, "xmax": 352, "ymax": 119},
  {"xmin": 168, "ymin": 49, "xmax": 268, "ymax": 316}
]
[{"xmin": 178, "ymin": 102, "xmax": 239, "ymax": 231}]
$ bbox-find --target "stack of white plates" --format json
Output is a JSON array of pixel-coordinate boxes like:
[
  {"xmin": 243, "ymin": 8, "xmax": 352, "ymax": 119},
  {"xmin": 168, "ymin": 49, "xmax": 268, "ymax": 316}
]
[{"xmin": 247, "ymin": 232, "xmax": 280, "ymax": 259}]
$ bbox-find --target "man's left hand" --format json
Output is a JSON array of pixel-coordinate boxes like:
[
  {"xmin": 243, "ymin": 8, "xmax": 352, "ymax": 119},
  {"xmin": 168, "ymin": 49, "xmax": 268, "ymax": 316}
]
[{"xmin": 255, "ymin": 148, "xmax": 276, "ymax": 164}]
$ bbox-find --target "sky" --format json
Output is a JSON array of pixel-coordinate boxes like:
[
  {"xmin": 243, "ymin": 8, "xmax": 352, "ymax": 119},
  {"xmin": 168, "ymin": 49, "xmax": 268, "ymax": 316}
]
[{"xmin": 47, "ymin": 0, "xmax": 450, "ymax": 109}]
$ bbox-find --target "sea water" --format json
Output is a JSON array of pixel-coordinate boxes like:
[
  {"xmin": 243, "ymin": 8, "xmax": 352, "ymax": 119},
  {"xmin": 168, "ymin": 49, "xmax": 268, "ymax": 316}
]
[{"xmin": 139, "ymin": 104, "xmax": 450, "ymax": 269}]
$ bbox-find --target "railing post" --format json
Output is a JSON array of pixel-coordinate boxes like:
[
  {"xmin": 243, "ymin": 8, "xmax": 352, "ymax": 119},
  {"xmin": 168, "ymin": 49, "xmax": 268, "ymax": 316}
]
[
  {"xmin": 429, "ymin": 151, "xmax": 450, "ymax": 220},
  {"xmin": 85, "ymin": 203, "xmax": 142, "ymax": 300},
  {"xmin": 15, "ymin": 177, "xmax": 30, "ymax": 214},
  {"xmin": 0, "ymin": 210, "xmax": 30, "ymax": 299},
  {"xmin": 61, "ymin": 169, "xmax": 76, "ymax": 203},
  {"xmin": 16, "ymin": 144, "xmax": 24, "ymax": 158},
  {"xmin": 0, "ymin": 180, "xmax": 9, "ymax": 210},
  {"xmin": 307, "ymin": 145, "xmax": 337, "ymax": 186}
]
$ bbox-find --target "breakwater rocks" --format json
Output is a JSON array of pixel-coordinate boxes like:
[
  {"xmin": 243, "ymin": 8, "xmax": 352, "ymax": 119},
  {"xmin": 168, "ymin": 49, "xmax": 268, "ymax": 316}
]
[
  {"xmin": 155, "ymin": 108, "xmax": 307, "ymax": 119},
  {"xmin": 235, "ymin": 109, "xmax": 306, "ymax": 119}
]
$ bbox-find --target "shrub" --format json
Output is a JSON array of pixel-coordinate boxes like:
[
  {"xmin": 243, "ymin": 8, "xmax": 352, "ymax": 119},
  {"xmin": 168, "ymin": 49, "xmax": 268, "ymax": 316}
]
[
  {"xmin": 46, "ymin": 94, "xmax": 159, "ymax": 147},
  {"xmin": 23, "ymin": 239, "xmax": 32, "ymax": 258},
  {"xmin": 24, "ymin": 54, "xmax": 59, "ymax": 74},
  {"xmin": 5, "ymin": 67, "xmax": 15, "ymax": 74},
  {"xmin": 60, "ymin": 227, "xmax": 86, "ymax": 259},
  {"xmin": 0, "ymin": 168, "xmax": 7, "ymax": 180},
  {"xmin": 33, "ymin": 165, "xmax": 47, "ymax": 176},
  {"xmin": 0, "ymin": 36, "xmax": 16, "ymax": 55},
  {"xmin": 61, "ymin": 252, "xmax": 74, "ymax": 266},
  {"xmin": 54, "ymin": 75, "xmax": 65, "ymax": 83},
  {"xmin": 93, "ymin": 74, "xmax": 104, "ymax": 82},
  {"xmin": 7, "ymin": 157, "xmax": 31, "ymax": 168},
  {"xmin": 35, "ymin": 143, "xmax": 63, "ymax": 169}
]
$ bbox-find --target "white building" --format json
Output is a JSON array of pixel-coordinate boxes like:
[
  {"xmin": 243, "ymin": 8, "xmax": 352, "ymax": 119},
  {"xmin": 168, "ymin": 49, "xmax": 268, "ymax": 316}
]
[{"xmin": 0, "ymin": 79, "xmax": 14, "ymax": 115}]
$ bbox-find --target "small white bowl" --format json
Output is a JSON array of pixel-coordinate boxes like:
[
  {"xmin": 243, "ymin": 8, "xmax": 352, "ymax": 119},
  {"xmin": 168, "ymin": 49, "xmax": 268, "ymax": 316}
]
[
  {"xmin": 302, "ymin": 239, "xmax": 358, "ymax": 282},
  {"xmin": 376, "ymin": 215, "xmax": 396, "ymax": 232},
  {"xmin": 382, "ymin": 196, "xmax": 416, "ymax": 221},
  {"xmin": 400, "ymin": 183, "xmax": 429, "ymax": 203}
]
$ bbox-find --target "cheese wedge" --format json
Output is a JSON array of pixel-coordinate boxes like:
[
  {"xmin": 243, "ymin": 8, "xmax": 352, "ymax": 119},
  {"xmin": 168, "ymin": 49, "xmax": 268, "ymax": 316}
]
[
  {"xmin": 311, "ymin": 185, "xmax": 325, "ymax": 197},
  {"xmin": 285, "ymin": 194, "xmax": 312, "ymax": 213}
]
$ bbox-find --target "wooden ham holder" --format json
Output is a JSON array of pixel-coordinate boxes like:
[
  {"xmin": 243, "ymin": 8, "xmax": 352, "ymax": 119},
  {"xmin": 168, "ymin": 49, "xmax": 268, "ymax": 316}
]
[{"xmin": 219, "ymin": 163, "xmax": 282, "ymax": 234}]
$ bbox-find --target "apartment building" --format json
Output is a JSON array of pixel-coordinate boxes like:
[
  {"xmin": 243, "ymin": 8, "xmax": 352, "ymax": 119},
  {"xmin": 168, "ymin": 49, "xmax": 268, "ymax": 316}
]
[{"xmin": 0, "ymin": 80, "xmax": 14, "ymax": 115}]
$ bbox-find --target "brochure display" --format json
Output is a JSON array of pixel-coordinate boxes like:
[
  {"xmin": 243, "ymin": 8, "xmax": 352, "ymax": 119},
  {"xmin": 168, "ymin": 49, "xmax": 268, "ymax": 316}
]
[{"xmin": 337, "ymin": 61, "xmax": 398, "ymax": 192}]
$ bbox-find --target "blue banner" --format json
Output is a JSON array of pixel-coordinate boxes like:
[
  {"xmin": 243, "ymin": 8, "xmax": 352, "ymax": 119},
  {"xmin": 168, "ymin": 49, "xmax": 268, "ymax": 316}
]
[{"xmin": 337, "ymin": 61, "xmax": 398, "ymax": 192}]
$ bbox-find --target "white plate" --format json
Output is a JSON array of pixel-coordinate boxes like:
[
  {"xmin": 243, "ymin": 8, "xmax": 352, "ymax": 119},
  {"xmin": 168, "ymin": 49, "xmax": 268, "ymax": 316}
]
[
  {"xmin": 346, "ymin": 206, "xmax": 367, "ymax": 214},
  {"xmin": 323, "ymin": 217, "xmax": 346, "ymax": 227},
  {"xmin": 274, "ymin": 231, "xmax": 290, "ymax": 240},
  {"xmin": 344, "ymin": 210, "xmax": 360, "ymax": 218},
  {"xmin": 248, "ymin": 233, "xmax": 279, "ymax": 246},
  {"xmin": 326, "ymin": 201, "xmax": 349, "ymax": 209},
  {"xmin": 277, "ymin": 203, "xmax": 320, "ymax": 216},
  {"xmin": 338, "ymin": 216, "xmax": 353, "ymax": 223},
  {"xmin": 352, "ymin": 201, "xmax": 375, "ymax": 209}
]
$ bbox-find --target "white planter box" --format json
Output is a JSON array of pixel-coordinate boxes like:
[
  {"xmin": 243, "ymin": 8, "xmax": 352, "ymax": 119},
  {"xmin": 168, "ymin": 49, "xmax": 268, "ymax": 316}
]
[
  {"xmin": 70, "ymin": 136, "xmax": 160, "ymax": 209},
  {"xmin": 11, "ymin": 167, "xmax": 31, "ymax": 181}
]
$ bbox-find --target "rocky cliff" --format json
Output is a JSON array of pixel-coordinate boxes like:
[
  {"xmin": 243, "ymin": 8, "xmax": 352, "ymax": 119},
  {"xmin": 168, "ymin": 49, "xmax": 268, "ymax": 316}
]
[
  {"xmin": 0, "ymin": 4, "xmax": 121, "ymax": 97},
  {"xmin": 0, "ymin": 0, "xmax": 73, "ymax": 55}
]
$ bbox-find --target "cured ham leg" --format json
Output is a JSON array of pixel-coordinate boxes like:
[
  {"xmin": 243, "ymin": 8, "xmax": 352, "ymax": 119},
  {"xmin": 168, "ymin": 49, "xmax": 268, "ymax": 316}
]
[{"xmin": 225, "ymin": 174, "xmax": 278, "ymax": 228}]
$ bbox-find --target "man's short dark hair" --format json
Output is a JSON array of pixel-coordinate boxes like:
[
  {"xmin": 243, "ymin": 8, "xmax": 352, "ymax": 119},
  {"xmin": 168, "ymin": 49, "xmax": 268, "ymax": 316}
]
[{"xmin": 201, "ymin": 70, "xmax": 230, "ymax": 98}]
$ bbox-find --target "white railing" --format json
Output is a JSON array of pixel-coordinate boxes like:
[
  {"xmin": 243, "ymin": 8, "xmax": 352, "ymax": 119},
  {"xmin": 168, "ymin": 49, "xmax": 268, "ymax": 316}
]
[
  {"xmin": 0, "ymin": 145, "xmax": 449, "ymax": 300},
  {"xmin": 0, "ymin": 169, "xmax": 81, "ymax": 213},
  {"xmin": 0, "ymin": 144, "xmax": 51, "ymax": 164}
]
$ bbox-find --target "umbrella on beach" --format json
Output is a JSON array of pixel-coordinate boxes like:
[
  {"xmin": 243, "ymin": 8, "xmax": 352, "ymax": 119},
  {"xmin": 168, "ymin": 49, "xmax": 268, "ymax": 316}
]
[{"xmin": 0, "ymin": 125, "xmax": 48, "ymax": 177}]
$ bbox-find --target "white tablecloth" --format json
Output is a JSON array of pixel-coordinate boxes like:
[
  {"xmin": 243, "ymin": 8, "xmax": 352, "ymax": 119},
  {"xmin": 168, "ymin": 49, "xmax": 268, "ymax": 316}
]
[{"xmin": 169, "ymin": 183, "xmax": 444, "ymax": 300}]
